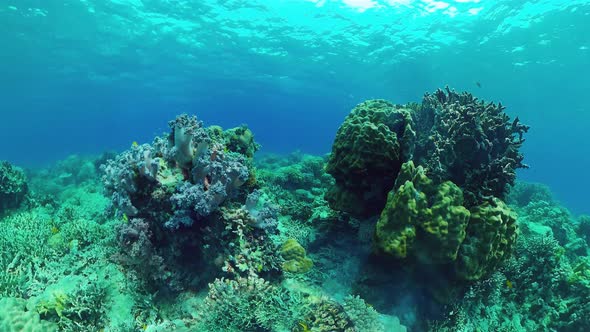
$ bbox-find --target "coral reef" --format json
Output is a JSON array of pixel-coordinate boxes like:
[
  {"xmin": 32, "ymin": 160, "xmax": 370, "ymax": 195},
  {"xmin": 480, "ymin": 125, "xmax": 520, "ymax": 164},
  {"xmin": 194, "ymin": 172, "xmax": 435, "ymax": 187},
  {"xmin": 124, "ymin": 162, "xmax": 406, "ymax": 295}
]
[
  {"xmin": 102, "ymin": 114, "xmax": 261, "ymax": 291},
  {"xmin": 102, "ymin": 114, "xmax": 249, "ymax": 222},
  {"xmin": 325, "ymin": 87, "xmax": 527, "ymax": 284},
  {"xmin": 342, "ymin": 295, "xmax": 385, "ymax": 331},
  {"xmin": 296, "ymin": 299, "xmax": 356, "ymax": 332},
  {"xmin": 432, "ymin": 183, "xmax": 590, "ymax": 332},
  {"xmin": 9, "ymin": 92, "xmax": 589, "ymax": 331}
]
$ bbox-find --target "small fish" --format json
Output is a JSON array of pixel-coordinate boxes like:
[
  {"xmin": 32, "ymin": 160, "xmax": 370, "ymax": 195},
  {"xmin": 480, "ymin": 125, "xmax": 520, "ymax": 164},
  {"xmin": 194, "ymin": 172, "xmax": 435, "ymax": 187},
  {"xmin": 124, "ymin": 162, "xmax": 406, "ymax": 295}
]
[
  {"xmin": 132, "ymin": 141, "xmax": 139, "ymax": 148},
  {"xmin": 506, "ymin": 279, "xmax": 513, "ymax": 289},
  {"xmin": 51, "ymin": 225, "xmax": 60, "ymax": 234},
  {"xmin": 122, "ymin": 213, "xmax": 129, "ymax": 223},
  {"xmin": 475, "ymin": 81, "xmax": 482, "ymax": 88}
]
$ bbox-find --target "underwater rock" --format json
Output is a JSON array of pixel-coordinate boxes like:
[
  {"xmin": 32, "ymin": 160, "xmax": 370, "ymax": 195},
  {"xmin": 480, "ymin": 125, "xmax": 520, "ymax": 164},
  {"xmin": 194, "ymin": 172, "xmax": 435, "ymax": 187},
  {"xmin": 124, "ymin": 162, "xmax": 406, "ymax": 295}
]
[{"xmin": 0, "ymin": 160, "xmax": 28, "ymax": 214}]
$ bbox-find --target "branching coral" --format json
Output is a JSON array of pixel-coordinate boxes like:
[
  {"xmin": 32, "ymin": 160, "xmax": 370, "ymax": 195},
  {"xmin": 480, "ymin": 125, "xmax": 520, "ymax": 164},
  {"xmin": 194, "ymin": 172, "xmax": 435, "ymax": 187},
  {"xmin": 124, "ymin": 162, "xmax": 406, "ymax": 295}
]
[
  {"xmin": 414, "ymin": 87, "xmax": 529, "ymax": 207},
  {"xmin": 342, "ymin": 295, "xmax": 385, "ymax": 332},
  {"xmin": 196, "ymin": 275, "xmax": 298, "ymax": 332}
]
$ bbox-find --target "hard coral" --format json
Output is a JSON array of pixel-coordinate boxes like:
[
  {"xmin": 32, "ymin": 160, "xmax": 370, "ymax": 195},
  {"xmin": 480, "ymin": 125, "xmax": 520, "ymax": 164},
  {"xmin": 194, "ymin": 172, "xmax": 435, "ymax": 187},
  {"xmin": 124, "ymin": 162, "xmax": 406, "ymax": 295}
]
[
  {"xmin": 455, "ymin": 197, "xmax": 518, "ymax": 280},
  {"xmin": 375, "ymin": 161, "xmax": 470, "ymax": 264},
  {"xmin": 281, "ymin": 239, "xmax": 313, "ymax": 274},
  {"xmin": 196, "ymin": 275, "xmax": 295, "ymax": 332},
  {"xmin": 326, "ymin": 100, "xmax": 415, "ymax": 217},
  {"xmin": 298, "ymin": 299, "xmax": 356, "ymax": 332},
  {"xmin": 415, "ymin": 87, "xmax": 529, "ymax": 207}
]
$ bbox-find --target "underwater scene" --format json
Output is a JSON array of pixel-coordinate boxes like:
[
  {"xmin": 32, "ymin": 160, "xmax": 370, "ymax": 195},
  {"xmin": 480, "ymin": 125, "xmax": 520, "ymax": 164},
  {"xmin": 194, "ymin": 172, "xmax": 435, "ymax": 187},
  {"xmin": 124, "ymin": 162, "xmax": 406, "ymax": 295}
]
[{"xmin": 1, "ymin": 0, "xmax": 590, "ymax": 331}]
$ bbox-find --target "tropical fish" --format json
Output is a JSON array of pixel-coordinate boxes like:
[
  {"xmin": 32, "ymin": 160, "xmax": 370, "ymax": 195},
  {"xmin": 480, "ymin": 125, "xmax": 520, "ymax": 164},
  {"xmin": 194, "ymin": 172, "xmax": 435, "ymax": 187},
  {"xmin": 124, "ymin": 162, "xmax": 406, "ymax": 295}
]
[{"xmin": 506, "ymin": 279, "xmax": 513, "ymax": 289}]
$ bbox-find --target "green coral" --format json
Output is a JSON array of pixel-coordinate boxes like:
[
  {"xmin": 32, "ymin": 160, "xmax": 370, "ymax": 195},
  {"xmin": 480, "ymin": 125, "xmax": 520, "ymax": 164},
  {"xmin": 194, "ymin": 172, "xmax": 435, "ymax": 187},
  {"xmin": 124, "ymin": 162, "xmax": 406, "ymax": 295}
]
[
  {"xmin": 342, "ymin": 295, "xmax": 385, "ymax": 332},
  {"xmin": 0, "ymin": 297, "xmax": 57, "ymax": 332},
  {"xmin": 195, "ymin": 275, "xmax": 299, "ymax": 332},
  {"xmin": 326, "ymin": 100, "xmax": 415, "ymax": 217},
  {"xmin": 281, "ymin": 239, "xmax": 313, "ymax": 273},
  {"xmin": 455, "ymin": 198, "xmax": 518, "ymax": 280},
  {"xmin": 375, "ymin": 161, "xmax": 470, "ymax": 265},
  {"xmin": 568, "ymin": 257, "xmax": 590, "ymax": 287}
]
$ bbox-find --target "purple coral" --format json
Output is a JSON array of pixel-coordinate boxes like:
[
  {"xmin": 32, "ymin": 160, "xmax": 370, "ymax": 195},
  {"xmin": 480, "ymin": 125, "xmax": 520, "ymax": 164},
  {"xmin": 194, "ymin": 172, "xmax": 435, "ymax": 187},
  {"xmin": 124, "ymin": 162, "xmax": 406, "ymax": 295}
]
[
  {"xmin": 101, "ymin": 114, "xmax": 249, "ymax": 224},
  {"xmin": 165, "ymin": 149, "xmax": 249, "ymax": 229}
]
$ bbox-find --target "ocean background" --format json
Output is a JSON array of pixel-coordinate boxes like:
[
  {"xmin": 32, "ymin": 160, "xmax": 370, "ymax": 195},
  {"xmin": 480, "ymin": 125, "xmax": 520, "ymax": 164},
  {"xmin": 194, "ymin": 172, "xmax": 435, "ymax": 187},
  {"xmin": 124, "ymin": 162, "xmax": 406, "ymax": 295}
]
[{"xmin": 1, "ymin": 0, "xmax": 589, "ymax": 215}]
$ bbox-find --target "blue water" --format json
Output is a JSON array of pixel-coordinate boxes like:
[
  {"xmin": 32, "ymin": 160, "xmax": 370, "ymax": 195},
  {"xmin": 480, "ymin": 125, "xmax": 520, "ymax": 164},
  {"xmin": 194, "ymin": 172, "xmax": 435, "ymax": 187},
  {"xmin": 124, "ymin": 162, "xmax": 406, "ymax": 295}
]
[{"xmin": 1, "ymin": 0, "xmax": 589, "ymax": 214}]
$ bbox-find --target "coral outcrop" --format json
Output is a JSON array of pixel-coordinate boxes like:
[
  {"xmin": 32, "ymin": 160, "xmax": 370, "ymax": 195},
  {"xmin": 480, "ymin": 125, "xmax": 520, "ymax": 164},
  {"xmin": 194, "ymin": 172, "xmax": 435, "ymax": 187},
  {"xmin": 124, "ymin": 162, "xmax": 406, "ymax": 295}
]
[
  {"xmin": 102, "ymin": 114, "xmax": 249, "ymax": 225},
  {"xmin": 327, "ymin": 87, "xmax": 527, "ymax": 282},
  {"xmin": 102, "ymin": 114, "xmax": 263, "ymax": 291},
  {"xmin": 375, "ymin": 161, "xmax": 470, "ymax": 265},
  {"xmin": 0, "ymin": 161, "xmax": 28, "ymax": 214},
  {"xmin": 326, "ymin": 100, "xmax": 416, "ymax": 217}
]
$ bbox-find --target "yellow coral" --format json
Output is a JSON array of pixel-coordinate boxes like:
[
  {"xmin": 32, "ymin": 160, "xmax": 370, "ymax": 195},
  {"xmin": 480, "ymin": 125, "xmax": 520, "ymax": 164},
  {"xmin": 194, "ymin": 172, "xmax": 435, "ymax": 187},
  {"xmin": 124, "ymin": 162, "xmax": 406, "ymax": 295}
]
[{"xmin": 281, "ymin": 239, "xmax": 313, "ymax": 273}]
